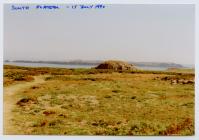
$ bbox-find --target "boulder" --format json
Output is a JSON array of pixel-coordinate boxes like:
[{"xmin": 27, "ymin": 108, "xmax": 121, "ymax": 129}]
[{"xmin": 95, "ymin": 60, "xmax": 136, "ymax": 71}]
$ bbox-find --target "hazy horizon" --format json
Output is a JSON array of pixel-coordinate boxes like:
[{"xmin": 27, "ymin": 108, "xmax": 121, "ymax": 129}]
[
  {"xmin": 4, "ymin": 4, "xmax": 195, "ymax": 65},
  {"xmin": 4, "ymin": 59, "xmax": 194, "ymax": 67}
]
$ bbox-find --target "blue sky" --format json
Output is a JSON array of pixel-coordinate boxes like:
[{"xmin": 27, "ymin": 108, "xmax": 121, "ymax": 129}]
[{"xmin": 4, "ymin": 4, "xmax": 195, "ymax": 65}]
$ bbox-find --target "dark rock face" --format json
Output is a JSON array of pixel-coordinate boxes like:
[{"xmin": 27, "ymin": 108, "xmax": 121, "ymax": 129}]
[{"xmin": 95, "ymin": 60, "xmax": 136, "ymax": 71}]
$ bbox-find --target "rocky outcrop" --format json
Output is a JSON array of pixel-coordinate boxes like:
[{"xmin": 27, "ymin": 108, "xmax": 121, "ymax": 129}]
[
  {"xmin": 170, "ymin": 79, "xmax": 194, "ymax": 85},
  {"xmin": 95, "ymin": 60, "xmax": 136, "ymax": 71},
  {"xmin": 161, "ymin": 76, "xmax": 194, "ymax": 85}
]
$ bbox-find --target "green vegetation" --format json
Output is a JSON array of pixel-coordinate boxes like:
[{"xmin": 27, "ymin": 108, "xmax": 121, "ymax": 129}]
[{"xmin": 4, "ymin": 65, "xmax": 194, "ymax": 135}]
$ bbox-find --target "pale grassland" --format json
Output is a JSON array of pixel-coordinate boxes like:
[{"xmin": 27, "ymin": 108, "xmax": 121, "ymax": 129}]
[{"xmin": 3, "ymin": 65, "xmax": 194, "ymax": 135}]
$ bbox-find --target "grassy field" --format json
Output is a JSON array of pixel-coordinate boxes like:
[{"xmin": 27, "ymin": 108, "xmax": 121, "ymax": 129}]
[{"xmin": 3, "ymin": 65, "xmax": 195, "ymax": 135}]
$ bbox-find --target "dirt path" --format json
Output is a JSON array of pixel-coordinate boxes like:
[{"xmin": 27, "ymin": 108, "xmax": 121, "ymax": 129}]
[{"xmin": 3, "ymin": 76, "xmax": 46, "ymax": 135}]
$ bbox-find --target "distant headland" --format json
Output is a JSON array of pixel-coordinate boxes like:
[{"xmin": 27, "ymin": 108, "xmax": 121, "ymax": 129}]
[{"xmin": 4, "ymin": 60, "xmax": 188, "ymax": 68}]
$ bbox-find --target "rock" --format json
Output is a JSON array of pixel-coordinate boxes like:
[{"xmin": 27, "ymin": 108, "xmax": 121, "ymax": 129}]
[
  {"xmin": 16, "ymin": 97, "xmax": 38, "ymax": 106},
  {"xmin": 177, "ymin": 79, "xmax": 194, "ymax": 84},
  {"xmin": 161, "ymin": 76, "xmax": 171, "ymax": 81},
  {"xmin": 182, "ymin": 80, "xmax": 194, "ymax": 84},
  {"xmin": 95, "ymin": 60, "xmax": 136, "ymax": 71},
  {"xmin": 182, "ymin": 80, "xmax": 189, "ymax": 84},
  {"xmin": 164, "ymin": 77, "xmax": 194, "ymax": 85},
  {"xmin": 187, "ymin": 80, "xmax": 194, "ymax": 84},
  {"xmin": 43, "ymin": 110, "xmax": 56, "ymax": 116},
  {"xmin": 178, "ymin": 79, "xmax": 184, "ymax": 83},
  {"xmin": 131, "ymin": 96, "xmax": 136, "ymax": 99},
  {"xmin": 171, "ymin": 80, "xmax": 177, "ymax": 85},
  {"xmin": 104, "ymin": 95, "xmax": 112, "ymax": 98}
]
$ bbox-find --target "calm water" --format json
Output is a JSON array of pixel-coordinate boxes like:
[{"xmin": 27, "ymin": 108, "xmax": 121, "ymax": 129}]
[
  {"xmin": 4, "ymin": 62, "xmax": 189, "ymax": 71},
  {"xmin": 4, "ymin": 62, "xmax": 96, "ymax": 69}
]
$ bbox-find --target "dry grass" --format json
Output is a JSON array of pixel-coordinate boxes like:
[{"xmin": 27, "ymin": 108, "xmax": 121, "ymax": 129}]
[{"xmin": 3, "ymin": 65, "xmax": 194, "ymax": 135}]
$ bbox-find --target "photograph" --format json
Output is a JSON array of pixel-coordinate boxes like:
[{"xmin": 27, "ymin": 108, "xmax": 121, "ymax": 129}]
[{"xmin": 3, "ymin": 4, "xmax": 195, "ymax": 135}]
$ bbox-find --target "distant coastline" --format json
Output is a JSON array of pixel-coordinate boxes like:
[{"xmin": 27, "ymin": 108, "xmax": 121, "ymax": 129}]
[{"xmin": 4, "ymin": 60, "xmax": 193, "ymax": 69}]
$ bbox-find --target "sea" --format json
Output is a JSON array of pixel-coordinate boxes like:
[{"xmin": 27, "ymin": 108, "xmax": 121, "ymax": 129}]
[{"xmin": 4, "ymin": 62, "xmax": 194, "ymax": 71}]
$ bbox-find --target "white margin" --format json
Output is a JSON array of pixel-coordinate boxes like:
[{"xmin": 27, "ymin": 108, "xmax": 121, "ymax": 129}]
[
  {"xmin": 0, "ymin": 0, "xmax": 3, "ymax": 136},
  {"xmin": 0, "ymin": 0, "xmax": 198, "ymax": 140}
]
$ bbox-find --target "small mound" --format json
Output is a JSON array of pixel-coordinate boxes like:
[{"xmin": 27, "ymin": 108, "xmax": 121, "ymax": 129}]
[
  {"xmin": 16, "ymin": 97, "xmax": 38, "ymax": 106},
  {"xmin": 95, "ymin": 60, "xmax": 136, "ymax": 71}
]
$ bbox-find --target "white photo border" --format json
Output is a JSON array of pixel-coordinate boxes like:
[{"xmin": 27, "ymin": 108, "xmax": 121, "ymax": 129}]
[{"xmin": 0, "ymin": 0, "xmax": 198, "ymax": 140}]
